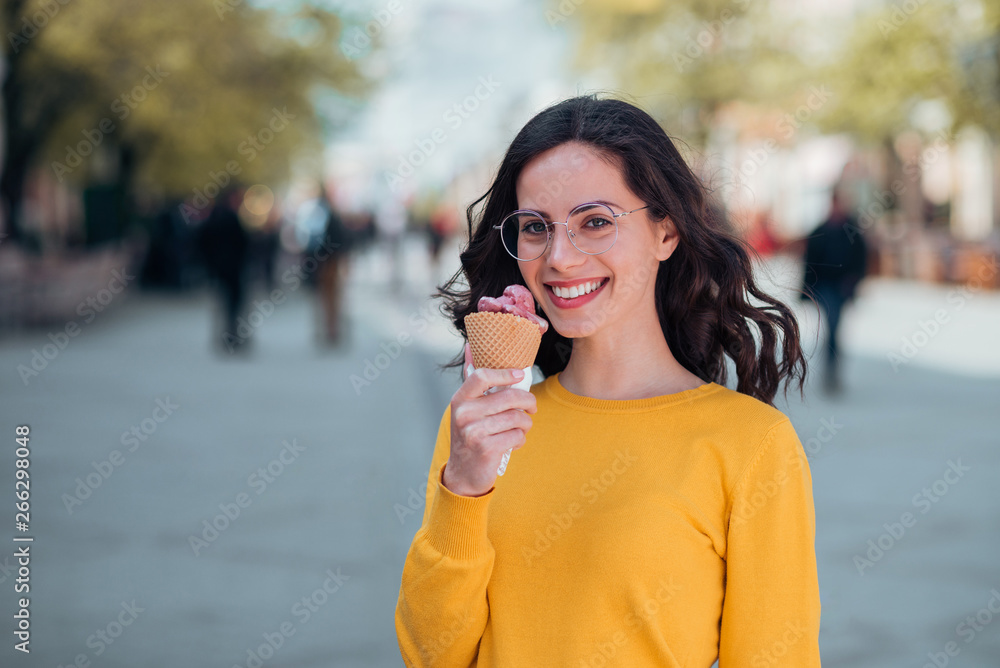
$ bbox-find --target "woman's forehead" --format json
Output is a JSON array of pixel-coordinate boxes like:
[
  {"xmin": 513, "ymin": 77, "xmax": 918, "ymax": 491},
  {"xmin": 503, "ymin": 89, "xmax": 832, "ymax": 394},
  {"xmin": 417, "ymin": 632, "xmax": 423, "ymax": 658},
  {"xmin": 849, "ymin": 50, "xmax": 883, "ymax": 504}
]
[{"xmin": 516, "ymin": 144, "xmax": 630, "ymax": 211}]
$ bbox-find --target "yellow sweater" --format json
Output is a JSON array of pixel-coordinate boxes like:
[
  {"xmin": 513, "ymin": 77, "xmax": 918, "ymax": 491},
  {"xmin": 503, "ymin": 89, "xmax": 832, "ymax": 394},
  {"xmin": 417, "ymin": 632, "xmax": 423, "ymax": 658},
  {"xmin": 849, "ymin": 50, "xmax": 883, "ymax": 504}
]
[{"xmin": 395, "ymin": 372, "xmax": 821, "ymax": 667}]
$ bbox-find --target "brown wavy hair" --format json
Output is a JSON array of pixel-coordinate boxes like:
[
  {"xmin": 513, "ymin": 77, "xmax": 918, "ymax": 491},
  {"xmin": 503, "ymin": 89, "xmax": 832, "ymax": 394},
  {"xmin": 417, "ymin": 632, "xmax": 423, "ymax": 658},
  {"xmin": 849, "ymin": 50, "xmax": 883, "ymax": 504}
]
[{"xmin": 435, "ymin": 94, "xmax": 807, "ymax": 407}]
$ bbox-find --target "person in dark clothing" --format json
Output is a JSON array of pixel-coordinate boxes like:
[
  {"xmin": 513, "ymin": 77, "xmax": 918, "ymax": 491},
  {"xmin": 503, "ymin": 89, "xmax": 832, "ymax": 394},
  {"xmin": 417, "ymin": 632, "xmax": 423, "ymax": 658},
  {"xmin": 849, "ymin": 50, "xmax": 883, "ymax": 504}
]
[
  {"xmin": 801, "ymin": 189, "xmax": 868, "ymax": 395},
  {"xmin": 197, "ymin": 187, "xmax": 250, "ymax": 353},
  {"xmin": 140, "ymin": 205, "xmax": 184, "ymax": 289},
  {"xmin": 427, "ymin": 202, "xmax": 458, "ymax": 282},
  {"xmin": 259, "ymin": 212, "xmax": 281, "ymax": 292},
  {"xmin": 317, "ymin": 188, "xmax": 351, "ymax": 345}
]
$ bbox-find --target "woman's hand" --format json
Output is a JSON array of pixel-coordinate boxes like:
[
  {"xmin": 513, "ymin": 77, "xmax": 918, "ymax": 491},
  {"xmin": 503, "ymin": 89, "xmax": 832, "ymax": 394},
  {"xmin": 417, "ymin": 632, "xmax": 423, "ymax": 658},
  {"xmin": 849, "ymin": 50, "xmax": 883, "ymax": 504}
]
[{"xmin": 442, "ymin": 342, "xmax": 537, "ymax": 497}]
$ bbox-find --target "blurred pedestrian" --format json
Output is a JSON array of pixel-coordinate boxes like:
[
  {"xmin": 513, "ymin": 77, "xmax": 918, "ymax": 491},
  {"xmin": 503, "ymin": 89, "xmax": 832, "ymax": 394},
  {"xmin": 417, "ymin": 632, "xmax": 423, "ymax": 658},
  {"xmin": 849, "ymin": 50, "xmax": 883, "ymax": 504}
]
[
  {"xmin": 745, "ymin": 209, "xmax": 781, "ymax": 258},
  {"xmin": 376, "ymin": 197, "xmax": 406, "ymax": 295},
  {"xmin": 140, "ymin": 202, "xmax": 185, "ymax": 290},
  {"xmin": 317, "ymin": 186, "xmax": 351, "ymax": 345},
  {"xmin": 427, "ymin": 201, "xmax": 458, "ymax": 283},
  {"xmin": 197, "ymin": 186, "xmax": 250, "ymax": 353},
  {"xmin": 257, "ymin": 205, "xmax": 282, "ymax": 292},
  {"xmin": 801, "ymin": 188, "xmax": 868, "ymax": 394},
  {"xmin": 348, "ymin": 210, "xmax": 376, "ymax": 252}
]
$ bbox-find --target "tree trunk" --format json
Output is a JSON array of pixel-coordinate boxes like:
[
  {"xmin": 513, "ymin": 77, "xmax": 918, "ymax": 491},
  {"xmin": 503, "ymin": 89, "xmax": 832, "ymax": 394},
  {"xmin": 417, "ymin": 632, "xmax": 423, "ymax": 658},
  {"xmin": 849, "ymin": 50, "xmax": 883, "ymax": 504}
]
[{"xmin": 1, "ymin": 0, "xmax": 32, "ymax": 243}]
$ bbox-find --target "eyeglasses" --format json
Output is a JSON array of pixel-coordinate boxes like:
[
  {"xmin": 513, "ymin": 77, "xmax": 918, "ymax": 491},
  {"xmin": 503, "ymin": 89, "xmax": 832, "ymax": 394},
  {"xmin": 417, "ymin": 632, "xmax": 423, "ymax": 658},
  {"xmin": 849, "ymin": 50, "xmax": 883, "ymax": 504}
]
[{"xmin": 494, "ymin": 202, "xmax": 650, "ymax": 262}]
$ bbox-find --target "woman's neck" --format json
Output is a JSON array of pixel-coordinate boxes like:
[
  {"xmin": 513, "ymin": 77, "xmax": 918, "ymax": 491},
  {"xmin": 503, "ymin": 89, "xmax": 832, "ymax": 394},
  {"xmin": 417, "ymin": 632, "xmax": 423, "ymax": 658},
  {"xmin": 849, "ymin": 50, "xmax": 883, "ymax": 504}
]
[{"xmin": 558, "ymin": 314, "xmax": 705, "ymax": 401}]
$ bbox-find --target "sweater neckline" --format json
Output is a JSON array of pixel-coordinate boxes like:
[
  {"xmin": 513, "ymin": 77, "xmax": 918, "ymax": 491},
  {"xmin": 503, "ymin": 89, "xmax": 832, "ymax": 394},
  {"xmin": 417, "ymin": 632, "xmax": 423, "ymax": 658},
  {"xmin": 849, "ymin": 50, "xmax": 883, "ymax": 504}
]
[{"xmin": 543, "ymin": 371, "xmax": 721, "ymax": 413}]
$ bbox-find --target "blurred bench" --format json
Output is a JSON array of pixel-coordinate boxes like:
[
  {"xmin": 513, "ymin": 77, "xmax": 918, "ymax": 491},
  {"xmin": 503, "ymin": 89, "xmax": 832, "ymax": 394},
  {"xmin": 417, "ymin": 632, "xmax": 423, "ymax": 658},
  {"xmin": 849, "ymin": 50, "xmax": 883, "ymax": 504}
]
[{"xmin": 0, "ymin": 243, "xmax": 142, "ymax": 329}]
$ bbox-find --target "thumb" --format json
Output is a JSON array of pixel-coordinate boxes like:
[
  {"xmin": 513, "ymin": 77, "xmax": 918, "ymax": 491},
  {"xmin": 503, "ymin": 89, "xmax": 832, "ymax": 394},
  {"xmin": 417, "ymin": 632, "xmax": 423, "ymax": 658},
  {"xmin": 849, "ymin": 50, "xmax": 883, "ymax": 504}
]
[{"xmin": 463, "ymin": 341, "xmax": 474, "ymax": 380}]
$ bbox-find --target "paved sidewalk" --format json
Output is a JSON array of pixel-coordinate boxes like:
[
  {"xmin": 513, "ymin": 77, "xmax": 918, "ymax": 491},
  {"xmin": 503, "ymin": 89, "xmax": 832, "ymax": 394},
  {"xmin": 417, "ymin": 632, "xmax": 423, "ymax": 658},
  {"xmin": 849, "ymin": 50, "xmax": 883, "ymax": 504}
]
[{"xmin": 0, "ymin": 278, "xmax": 459, "ymax": 668}]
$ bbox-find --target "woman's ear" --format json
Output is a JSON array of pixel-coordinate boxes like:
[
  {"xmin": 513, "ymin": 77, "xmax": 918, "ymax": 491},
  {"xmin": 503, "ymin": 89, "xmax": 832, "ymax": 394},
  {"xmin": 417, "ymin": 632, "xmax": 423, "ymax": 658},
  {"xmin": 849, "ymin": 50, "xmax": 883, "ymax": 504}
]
[{"xmin": 653, "ymin": 216, "xmax": 680, "ymax": 262}]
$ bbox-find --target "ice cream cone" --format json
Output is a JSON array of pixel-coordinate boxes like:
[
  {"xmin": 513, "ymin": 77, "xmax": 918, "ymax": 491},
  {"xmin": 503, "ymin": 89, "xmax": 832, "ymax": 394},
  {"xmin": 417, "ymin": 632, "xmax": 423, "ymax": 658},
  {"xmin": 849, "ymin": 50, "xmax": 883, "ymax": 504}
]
[
  {"xmin": 464, "ymin": 287, "xmax": 547, "ymax": 478},
  {"xmin": 464, "ymin": 311, "xmax": 542, "ymax": 370}
]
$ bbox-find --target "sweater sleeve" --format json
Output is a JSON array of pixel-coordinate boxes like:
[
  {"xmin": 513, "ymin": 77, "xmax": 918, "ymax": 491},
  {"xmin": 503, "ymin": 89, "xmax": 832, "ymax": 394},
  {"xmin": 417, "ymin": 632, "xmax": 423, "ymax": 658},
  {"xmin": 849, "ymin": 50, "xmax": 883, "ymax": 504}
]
[
  {"xmin": 395, "ymin": 405, "xmax": 496, "ymax": 667},
  {"xmin": 719, "ymin": 418, "xmax": 822, "ymax": 667}
]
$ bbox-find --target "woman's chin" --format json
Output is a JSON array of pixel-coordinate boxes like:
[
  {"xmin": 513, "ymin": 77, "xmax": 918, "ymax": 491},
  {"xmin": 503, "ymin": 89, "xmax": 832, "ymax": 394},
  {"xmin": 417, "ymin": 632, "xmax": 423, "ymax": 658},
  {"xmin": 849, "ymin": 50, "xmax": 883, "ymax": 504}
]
[{"xmin": 550, "ymin": 321, "xmax": 601, "ymax": 339}]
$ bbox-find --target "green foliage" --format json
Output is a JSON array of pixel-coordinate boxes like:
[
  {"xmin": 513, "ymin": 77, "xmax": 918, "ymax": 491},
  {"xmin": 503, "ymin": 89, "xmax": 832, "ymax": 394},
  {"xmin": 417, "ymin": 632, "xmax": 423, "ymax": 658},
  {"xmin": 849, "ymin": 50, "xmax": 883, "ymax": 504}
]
[
  {"xmin": 570, "ymin": 0, "xmax": 809, "ymax": 142},
  {"xmin": 816, "ymin": 0, "xmax": 997, "ymax": 141},
  {"xmin": 567, "ymin": 0, "xmax": 999, "ymax": 143},
  {"xmin": 4, "ymin": 0, "xmax": 369, "ymax": 196}
]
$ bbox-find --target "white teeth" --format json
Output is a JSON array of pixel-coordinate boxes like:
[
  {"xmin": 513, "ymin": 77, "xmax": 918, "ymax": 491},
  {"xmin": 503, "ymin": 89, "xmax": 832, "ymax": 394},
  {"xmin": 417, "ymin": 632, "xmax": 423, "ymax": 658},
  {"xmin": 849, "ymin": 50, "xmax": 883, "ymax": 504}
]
[{"xmin": 551, "ymin": 280, "xmax": 604, "ymax": 299}]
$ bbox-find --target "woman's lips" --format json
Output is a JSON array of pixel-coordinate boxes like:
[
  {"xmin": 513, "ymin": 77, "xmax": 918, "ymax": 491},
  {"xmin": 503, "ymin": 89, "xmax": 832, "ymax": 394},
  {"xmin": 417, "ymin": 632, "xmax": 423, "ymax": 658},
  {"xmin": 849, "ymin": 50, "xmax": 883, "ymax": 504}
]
[{"xmin": 544, "ymin": 278, "xmax": 608, "ymax": 309}]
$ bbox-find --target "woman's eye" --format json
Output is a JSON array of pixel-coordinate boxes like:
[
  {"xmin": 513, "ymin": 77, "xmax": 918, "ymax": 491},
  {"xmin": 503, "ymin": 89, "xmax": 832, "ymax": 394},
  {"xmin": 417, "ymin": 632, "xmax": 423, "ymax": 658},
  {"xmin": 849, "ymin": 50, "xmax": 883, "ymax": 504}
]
[
  {"xmin": 586, "ymin": 217, "xmax": 613, "ymax": 228},
  {"xmin": 524, "ymin": 222, "xmax": 547, "ymax": 234}
]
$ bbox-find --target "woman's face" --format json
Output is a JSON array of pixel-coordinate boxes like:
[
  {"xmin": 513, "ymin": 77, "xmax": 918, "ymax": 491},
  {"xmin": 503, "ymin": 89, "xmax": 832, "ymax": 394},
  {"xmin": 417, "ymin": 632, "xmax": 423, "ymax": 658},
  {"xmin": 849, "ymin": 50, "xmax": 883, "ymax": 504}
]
[{"xmin": 514, "ymin": 141, "xmax": 679, "ymax": 341}]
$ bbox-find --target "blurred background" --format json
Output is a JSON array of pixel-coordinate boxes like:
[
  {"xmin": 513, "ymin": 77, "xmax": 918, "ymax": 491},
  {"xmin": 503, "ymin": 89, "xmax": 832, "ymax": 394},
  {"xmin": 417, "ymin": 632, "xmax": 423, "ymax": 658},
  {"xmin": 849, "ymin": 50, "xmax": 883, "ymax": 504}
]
[{"xmin": 0, "ymin": 0, "xmax": 998, "ymax": 665}]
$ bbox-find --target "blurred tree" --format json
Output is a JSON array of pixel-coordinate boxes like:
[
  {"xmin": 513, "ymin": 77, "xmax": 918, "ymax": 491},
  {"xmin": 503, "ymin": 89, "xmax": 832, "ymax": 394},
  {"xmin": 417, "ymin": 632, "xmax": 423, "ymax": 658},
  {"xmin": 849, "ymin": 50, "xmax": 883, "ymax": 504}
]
[
  {"xmin": 1, "ymin": 0, "xmax": 369, "ymax": 243},
  {"xmin": 565, "ymin": 0, "xmax": 811, "ymax": 144},
  {"xmin": 812, "ymin": 1, "xmax": 997, "ymax": 231},
  {"xmin": 565, "ymin": 0, "xmax": 998, "ymax": 142},
  {"xmin": 817, "ymin": 1, "xmax": 999, "ymax": 141}
]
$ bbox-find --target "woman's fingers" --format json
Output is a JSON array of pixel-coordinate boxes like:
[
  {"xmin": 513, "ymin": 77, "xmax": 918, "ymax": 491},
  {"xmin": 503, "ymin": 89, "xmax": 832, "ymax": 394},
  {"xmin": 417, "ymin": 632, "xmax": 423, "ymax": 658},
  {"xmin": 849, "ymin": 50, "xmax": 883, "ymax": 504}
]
[
  {"xmin": 455, "ymin": 366, "xmax": 528, "ymax": 401},
  {"xmin": 444, "ymin": 347, "xmax": 536, "ymax": 496},
  {"xmin": 451, "ymin": 384, "xmax": 536, "ymax": 430},
  {"xmin": 481, "ymin": 386, "xmax": 537, "ymax": 415},
  {"xmin": 484, "ymin": 428, "xmax": 526, "ymax": 454},
  {"xmin": 476, "ymin": 408, "xmax": 533, "ymax": 440}
]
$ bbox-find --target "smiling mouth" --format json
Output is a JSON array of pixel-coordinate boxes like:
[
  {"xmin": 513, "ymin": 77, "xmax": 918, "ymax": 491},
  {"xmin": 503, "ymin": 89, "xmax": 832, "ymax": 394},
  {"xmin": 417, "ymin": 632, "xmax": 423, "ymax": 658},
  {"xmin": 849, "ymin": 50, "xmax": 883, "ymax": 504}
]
[{"xmin": 545, "ymin": 278, "xmax": 609, "ymax": 300}]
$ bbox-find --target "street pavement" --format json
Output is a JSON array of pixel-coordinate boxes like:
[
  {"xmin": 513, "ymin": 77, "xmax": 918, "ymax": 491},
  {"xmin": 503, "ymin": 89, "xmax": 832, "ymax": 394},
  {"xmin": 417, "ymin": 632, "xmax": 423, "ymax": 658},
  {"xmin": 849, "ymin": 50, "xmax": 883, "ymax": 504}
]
[{"xmin": 0, "ymin": 233, "xmax": 997, "ymax": 667}]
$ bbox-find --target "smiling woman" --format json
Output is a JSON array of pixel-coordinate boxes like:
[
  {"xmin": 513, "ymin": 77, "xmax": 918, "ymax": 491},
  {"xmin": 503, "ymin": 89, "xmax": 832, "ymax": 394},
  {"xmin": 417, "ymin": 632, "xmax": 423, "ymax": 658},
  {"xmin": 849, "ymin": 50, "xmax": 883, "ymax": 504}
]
[
  {"xmin": 442, "ymin": 95, "xmax": 807, "ymax": 403},
  {"xmin": 395, "ymin": 95, "xmax": 821, "ymax": 667}
]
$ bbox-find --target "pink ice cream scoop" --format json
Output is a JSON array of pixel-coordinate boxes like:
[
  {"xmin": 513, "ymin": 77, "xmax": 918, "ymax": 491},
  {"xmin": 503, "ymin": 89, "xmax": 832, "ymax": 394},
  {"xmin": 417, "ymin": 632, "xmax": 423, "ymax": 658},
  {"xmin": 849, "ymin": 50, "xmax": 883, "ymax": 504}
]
[{"xmin": 477, "ymin": 284, "xmax": 548, "ymax": 334}]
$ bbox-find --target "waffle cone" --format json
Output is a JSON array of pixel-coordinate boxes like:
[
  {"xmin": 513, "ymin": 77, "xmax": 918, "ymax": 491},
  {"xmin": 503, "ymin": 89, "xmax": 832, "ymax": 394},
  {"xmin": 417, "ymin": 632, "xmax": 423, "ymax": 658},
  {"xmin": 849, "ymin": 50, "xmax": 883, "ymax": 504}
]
[{"xmin": 464, "ymin": 311, "xmax": 542, "ymax": 369}]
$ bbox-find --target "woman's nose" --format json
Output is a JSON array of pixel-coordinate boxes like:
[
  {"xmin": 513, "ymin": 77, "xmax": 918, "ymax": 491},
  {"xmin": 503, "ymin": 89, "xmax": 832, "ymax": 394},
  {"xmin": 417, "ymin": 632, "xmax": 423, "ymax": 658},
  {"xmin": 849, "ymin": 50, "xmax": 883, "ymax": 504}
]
[{"xmin": 545, "ymin": 223, "xmax": 583, "ymax": 270}]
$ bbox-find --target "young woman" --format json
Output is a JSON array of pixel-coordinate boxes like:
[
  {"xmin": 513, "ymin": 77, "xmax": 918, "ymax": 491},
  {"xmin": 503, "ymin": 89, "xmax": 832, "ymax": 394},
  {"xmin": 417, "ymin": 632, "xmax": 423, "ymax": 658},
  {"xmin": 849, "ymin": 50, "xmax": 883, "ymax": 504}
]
[{"xmin": 395, "ymin": 95, "xmax": 821, "ymax": 666}]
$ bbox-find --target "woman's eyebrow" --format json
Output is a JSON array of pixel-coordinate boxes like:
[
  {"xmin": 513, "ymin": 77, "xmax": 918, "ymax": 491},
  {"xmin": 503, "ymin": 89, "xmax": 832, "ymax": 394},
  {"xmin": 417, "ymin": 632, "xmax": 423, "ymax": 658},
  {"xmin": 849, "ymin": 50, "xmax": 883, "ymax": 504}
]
[
  {"xmin": 521, "ymin": 199, "xmax": 623, "ymax": 218},
  {"xmin": 591, "ymin": 199, "xmax": 622, "ymax": 211}
]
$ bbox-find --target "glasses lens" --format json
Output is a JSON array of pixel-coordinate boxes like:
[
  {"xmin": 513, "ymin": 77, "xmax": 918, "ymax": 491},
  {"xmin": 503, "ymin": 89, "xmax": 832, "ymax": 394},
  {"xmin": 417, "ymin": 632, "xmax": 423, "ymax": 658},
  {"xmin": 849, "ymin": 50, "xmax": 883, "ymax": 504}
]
[
  {"xmin": 567, "ymin": 204, "xmax": 617, "ymax": 255},
  {"xmin": 500, "ymin": 212, "xmax": 548, "ymax": 261}
]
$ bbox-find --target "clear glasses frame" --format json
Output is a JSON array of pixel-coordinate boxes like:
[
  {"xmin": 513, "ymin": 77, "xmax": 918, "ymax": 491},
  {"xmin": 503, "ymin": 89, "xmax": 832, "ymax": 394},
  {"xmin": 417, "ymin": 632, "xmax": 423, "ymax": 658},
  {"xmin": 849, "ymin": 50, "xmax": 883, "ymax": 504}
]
[{"xmin": 494, "ymin": 202, "xmax": 651, "ymax": 261}]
